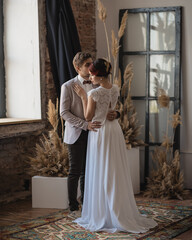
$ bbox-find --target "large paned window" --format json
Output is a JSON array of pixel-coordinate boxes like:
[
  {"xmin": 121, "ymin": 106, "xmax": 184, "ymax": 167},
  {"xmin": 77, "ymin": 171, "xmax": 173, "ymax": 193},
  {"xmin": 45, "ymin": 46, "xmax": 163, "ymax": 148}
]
[
  {"xmin": 0, "ymin": 0, "xmax": 41, "ymax": 122},
  {"xmin": 119, "ymin": 7, "xmax": 182, "ymax": 182}
]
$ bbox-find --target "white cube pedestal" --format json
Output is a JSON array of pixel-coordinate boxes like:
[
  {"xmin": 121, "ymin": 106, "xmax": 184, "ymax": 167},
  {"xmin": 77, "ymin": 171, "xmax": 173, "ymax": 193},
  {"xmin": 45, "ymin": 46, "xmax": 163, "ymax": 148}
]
[
  {"xmin": 32, "ymin": 176, "xmax": 69, "ymax": 209},
  {"xmin": 127, "ymin": 148, "xmax": 140, "ymax": 194}
]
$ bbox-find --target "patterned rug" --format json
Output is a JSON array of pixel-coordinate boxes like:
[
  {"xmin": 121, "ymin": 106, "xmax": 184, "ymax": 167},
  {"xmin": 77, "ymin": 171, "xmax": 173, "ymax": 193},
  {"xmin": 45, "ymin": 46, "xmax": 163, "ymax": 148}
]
[{"xmin": 1, "ymin": 200, "xmax": 192, "ymax": 240}]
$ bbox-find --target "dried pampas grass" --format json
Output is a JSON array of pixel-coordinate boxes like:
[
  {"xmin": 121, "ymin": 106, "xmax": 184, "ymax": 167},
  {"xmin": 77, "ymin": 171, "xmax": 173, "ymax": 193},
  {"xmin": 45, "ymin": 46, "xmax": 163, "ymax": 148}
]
[
  {"xmin": 114, "ymin": 69, "xmax": 121, "ymax": 89},
  {"xmin": 47, "ymin": 99, "xmax": 59, "ymax": 131},
  {"xmin": 117, "ymin": 62, "xmax": 145, "ymax": 149},
  {"xmin": 144, "ymin": 148, "xmax": 188, "ymax": 200},
  {"xmin": 121, "ymin": 62, "xmax": 133, "ymax": 99},
  {"xmin": 97, "ymin": 0, "xmax": 110, "ymax": 62},
  {"xmin": 28, "ymin": 131, "xmax": 69, "ymax": 177},
  {"xmin": 111, "ymin": 30, "xmax": 119, "ymax": 59},
  {"xmin": 158, "ymin": 89, "xmax": 170, "ymax": 108},
  {"xmin": 171, "ymin": 109, "xmax": 182, "ymax": 129},
  {"xmin": 161, "ymin": 135, "xmax": 172, "ymax": 152},
  {"xmin": 97, "ymin": 0, "xmax": 107, "ymax": 22},
  {"xmin": 28, "ymin": 99, "xmax": 69, "ymax": 177},
  {"xmin": 145, "ymin": 93, "xmax": 186, "ymax": 200},
  {"xmin": 118, "ymin": 10, "xmax": 128, "ymax": 39},
  {"xmin": 112, "ymin": 10, "xmax": 128, "ymax": 82}
]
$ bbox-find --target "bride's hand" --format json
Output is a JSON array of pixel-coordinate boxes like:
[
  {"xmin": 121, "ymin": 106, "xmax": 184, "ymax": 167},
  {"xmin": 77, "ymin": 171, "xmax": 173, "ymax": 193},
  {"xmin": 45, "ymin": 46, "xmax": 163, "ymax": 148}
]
[
  {"xmin": 73, "ymin": 84, "xmax": 87, "ymax": 99},
  {"xmin": 107, "ymin": 110, "xmax": 117, "ymax": 121}
]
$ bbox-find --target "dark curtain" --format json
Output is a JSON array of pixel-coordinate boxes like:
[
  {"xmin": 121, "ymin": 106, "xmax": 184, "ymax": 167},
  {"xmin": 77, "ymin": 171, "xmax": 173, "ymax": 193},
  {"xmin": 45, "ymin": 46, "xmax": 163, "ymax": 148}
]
[{"xmin": 45, "ymin": 0, "xmax": 81, "ymax": 98}]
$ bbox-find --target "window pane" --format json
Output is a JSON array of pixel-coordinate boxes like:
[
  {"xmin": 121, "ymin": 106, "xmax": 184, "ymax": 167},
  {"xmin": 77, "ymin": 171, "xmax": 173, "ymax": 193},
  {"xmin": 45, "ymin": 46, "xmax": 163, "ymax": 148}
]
[
  {"xmin": 4, "ymin": 0, "xmax": 41, "ymax": 119},
  {"xmin": 149, "ymin": 146, "xmax": 157, "ymax": 173},
  {"xmin": 149, "ymin": 100, "xmax": 174, "ymax": 143},
  {"xmin": 123, "ymin": 55, "xmax": 146, "ymax": 96},
  {"xmin": 150, "ymin": 54, "xmax": 175, "ymax": 97},
  {"xmin": 123, "ymin": 13, "xmax": 147, "ymax": 51},
  {"xmin": 150, "ymin": 11, "xmax": 175, "ymax": 51},
  {"xmin": 140, "ymin": 147, "xmax": 145, "ymax": 183},
  {"xmin": 133, "ymin": 100, "xmax": 145, "ymax": 141},
  {"xmin": 149, "ymin": 146, "xmax": 170, "ymax": 173}
]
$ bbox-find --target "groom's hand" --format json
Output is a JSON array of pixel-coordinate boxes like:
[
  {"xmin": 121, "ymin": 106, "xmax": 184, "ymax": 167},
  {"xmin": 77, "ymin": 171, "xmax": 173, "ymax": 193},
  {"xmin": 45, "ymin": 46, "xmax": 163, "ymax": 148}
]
[{"xmin": 88, "ymin": 121, "xmax": 101, "ymax": 131}]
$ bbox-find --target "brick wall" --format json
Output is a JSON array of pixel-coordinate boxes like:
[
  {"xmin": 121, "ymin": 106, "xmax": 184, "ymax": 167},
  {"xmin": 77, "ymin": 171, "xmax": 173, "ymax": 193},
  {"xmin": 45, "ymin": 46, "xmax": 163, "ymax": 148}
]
[
  {"xmin": 0, "ymin": 0, "xmax": 96, "ymax": 204},
  {"xmin": 70, "ymin": 0, "xmax": 96, "ymax": 59}
]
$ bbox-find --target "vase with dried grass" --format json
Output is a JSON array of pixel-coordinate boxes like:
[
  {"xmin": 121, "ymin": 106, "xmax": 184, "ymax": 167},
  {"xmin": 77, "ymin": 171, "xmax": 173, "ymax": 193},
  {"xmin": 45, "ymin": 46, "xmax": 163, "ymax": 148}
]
[
  {"xmin": 28, "ymin": 99, "xmax": 69, "ymax": 177},
  {"xmin": 28, "ymin": 99, "xmax": 70, "ymax": 209}
]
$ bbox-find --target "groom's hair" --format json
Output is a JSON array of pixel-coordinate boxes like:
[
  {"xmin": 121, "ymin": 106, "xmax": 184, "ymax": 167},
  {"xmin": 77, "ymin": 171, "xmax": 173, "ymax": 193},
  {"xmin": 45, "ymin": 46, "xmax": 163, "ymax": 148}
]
[{"xmin": 73, "ymin": 52, "xmax": 92, "ymax": 72}]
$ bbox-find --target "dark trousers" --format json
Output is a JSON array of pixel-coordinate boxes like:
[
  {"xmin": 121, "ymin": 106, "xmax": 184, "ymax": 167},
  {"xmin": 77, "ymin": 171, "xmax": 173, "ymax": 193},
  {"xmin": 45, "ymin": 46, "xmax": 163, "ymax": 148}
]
[{"xmin": 67, "ymin": 130, "xmax": 88, "ymax": 211}]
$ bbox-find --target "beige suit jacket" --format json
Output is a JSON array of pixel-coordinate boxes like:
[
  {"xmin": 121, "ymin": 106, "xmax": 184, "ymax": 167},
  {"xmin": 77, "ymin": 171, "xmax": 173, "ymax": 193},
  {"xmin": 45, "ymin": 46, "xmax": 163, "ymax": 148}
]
[{"xmin": 60, "ymin": 76, "xmax": 92, "ymax": 144}]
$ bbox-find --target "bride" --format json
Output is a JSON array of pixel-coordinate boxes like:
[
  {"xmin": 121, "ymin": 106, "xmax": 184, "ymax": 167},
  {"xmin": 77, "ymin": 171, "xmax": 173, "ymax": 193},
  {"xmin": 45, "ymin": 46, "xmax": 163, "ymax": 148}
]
[{"xmin": 73, "ymin": 58, "xmax": 157, "ymax": 233}]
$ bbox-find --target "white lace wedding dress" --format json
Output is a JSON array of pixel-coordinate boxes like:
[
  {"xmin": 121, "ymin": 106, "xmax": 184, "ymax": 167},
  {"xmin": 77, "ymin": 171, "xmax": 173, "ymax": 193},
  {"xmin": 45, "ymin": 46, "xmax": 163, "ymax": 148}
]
[{"xmin": 74, "ymin": 85, "xmax": 157, "ymax": 233}]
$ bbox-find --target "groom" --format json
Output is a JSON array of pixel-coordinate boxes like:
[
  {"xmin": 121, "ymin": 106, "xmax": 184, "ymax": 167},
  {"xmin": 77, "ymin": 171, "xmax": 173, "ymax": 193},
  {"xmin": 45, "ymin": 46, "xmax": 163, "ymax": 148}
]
[{"xmin": 60, "ymin": 52, "xmax": 118, "ymax": 218}]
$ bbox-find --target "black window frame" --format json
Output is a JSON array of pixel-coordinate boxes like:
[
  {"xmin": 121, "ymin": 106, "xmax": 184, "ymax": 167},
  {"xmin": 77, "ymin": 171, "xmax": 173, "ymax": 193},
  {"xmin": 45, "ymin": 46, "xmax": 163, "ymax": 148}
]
[{"xmin": 119, "ymin": 6, "xmax": 182, "ymax": 182}]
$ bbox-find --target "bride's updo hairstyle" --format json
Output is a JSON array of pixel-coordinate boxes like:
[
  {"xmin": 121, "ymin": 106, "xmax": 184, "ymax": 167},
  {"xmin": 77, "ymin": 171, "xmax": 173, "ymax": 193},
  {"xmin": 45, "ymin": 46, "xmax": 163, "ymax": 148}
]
[{"xmin": 89, "ymin": 58, "xmax": 111, "ymax": 77}]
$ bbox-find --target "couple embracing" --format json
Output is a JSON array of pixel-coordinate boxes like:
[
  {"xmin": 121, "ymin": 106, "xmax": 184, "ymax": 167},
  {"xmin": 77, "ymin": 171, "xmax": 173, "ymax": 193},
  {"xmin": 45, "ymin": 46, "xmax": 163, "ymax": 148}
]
[{"xmin": 60, "ymin": 52, "xmax": 157, "ymax": 233}]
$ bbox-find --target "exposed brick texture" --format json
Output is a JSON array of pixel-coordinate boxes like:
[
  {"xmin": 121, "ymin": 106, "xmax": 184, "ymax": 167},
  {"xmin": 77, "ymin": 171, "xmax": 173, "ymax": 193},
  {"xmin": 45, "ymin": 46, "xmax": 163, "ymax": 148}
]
[{"xmin": 70, "ymin": 0, "xmax": 96, "ymax": 59}]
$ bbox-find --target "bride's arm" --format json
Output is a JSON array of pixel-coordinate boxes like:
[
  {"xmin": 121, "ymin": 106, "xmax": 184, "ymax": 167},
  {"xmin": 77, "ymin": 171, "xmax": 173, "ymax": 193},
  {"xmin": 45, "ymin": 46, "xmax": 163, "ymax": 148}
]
[
  {"xmin": 73, "ymin": 84, "xmax": 96, "ymax": 121},
  {"xmin": 82, "ymin": 95, "xmax": 96, "ymax": 121}
]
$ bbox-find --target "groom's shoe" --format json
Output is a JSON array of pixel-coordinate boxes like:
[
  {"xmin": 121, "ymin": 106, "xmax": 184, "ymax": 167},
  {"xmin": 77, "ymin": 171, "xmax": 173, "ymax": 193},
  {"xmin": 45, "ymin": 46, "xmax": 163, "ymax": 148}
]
[{"xmin": 68, "ymin": 210, "xmax": 81, "ymax": 219}]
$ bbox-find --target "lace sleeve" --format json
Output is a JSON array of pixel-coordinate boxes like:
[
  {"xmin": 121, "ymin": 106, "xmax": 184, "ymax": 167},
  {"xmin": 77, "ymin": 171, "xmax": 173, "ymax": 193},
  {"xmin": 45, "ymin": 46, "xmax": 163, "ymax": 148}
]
[{"xmin": 87, "ymin": 89, "xmax": 99, "ymax": 102}]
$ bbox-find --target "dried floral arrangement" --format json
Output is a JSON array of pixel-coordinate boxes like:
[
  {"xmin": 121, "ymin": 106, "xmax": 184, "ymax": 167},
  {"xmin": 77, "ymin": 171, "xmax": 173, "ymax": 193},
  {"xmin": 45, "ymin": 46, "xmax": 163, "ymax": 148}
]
[
  {"xmin": 28, "ymin": 99, "xmax": 69, "ymax": 177},
  {"xmin": 97, "ymin": 0, "xmax": 145, "ymax": 149},
  {"xmin": 144, "ymin": 89, "xmax": 187, "ymax": 200}
]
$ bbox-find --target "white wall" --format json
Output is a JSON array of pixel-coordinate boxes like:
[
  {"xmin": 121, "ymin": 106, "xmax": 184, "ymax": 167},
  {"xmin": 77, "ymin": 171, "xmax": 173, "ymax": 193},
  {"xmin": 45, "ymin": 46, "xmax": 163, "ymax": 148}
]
[
  {"xmin": 96, "ymin": 0, "xmax": 192, "ymax": 188},
  {"xmin": 4, "ymin": 0, "xmax": 41, "ymax": 119}
]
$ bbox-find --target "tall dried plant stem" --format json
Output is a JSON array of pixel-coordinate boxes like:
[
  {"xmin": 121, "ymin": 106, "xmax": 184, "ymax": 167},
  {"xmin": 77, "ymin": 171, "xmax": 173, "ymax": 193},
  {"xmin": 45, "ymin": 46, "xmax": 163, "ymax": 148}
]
[
  {"xmin": 127, "ymin": 75, "xmax": 132, "ymax": 102},
  {"xmin": 112, "ymin": 38, "xmax": 119, "ymax": 82},
  {"xmin": 113, "ymin": 58, "xmax": 117, "ymax": 83},
  {"xmin": 113, "ymin": 38, "xmax": 122, "ymax": 83},
  {"xmin": 112, "ymin": 10, "xmax": 128, "ymax": 83},
  {"xmin": 97, "ymin": 0, "xmax": 109, "ymax": 61},
  {"xmin": 116, "ymin": 11, "xmax": 128, "ymax": 80},
  {"xmin": 170, "ymin": 128, "xmax": 176, "ymax": 160},
  {"xmin": 111, "ymin": 30, "xmax": 119, "ymax": 83},
  {"xmin": 165, "ymin": 107, "xmax": 170, "ymax": 155},
  {"xmin": 103, "ymin": 22, "xmax": 112, "ymax": 83},
  {"xmin": 103, "ymin": 23, "xmax": 111, "ymax": 62}
]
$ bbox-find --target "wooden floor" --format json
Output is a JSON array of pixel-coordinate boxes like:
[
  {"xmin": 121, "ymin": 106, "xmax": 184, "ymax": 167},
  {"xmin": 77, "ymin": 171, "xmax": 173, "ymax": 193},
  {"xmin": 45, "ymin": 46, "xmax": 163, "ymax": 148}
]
[{"xmin": 0, "ymin": 193, "xmax": 192, "ymax": 239}]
